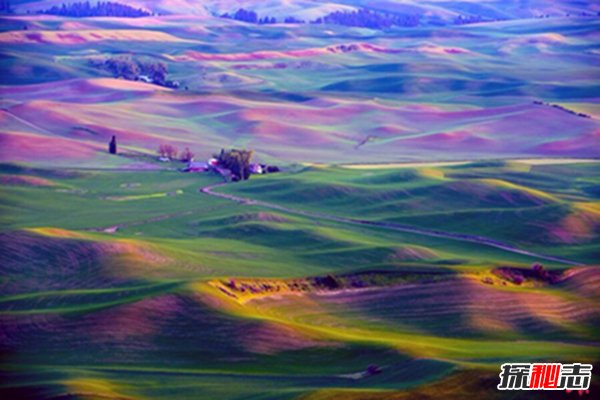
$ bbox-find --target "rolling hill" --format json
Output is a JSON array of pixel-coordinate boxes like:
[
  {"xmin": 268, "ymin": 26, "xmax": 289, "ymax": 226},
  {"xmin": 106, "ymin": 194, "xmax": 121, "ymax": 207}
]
[
  {"xmin": 10, "ymin": 0, "xmax": 600, "ymax": 21},
  {"xmin": 1, "ymin": 14, "xmax": 599, "ymax": 164},
  {"xmin": 1, "ymin": 1, "xmax": 599, "ymax": 399},
  {"xmin": 1, "ymin": 160, "xmax": 599, "ymax": 398}
]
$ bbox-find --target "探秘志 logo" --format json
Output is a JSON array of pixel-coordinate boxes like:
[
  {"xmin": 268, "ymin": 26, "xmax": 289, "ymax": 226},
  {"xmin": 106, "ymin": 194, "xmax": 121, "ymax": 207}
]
[{"xmin": 498, "ymin": 363, "xmax": 592, "ymax": 390}]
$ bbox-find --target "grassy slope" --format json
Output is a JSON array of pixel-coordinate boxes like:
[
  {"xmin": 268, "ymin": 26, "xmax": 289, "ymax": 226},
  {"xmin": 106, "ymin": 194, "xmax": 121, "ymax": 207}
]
[
  {"xmin": 1, "ymin": 161, "xmax": 599, "ymax": 399},
  {"xmin": 220, "ymin": 161, "xmax": 600, "ymax": 264}
]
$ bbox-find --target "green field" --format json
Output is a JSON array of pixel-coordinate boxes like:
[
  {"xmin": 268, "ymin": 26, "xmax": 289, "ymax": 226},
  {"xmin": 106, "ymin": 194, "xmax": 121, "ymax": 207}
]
[{"xmin": 1, "ymin": 160, "xmax": 599, "ymax": 399}]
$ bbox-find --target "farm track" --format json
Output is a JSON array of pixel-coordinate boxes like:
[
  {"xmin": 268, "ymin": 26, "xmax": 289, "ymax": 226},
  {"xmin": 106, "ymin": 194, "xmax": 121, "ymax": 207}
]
[{"xmin": 200, "ymin": 183, "xmax": 582, "ymax": 266}]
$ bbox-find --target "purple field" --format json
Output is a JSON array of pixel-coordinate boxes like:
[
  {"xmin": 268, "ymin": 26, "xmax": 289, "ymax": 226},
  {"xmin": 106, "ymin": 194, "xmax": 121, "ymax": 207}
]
[{"xmin": 1, "ymin": 2, "xmax": 600, "ymax": 164}]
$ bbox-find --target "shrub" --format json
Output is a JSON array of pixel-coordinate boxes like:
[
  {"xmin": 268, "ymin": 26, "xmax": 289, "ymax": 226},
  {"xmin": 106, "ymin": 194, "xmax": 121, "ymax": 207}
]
[
  {"xmin": 180, "ymin": 147, "xmax": 194, "ymax": 162},
  {"xmin": 158, "ymin": 144, "xmax": 178, "ymax": 159}
]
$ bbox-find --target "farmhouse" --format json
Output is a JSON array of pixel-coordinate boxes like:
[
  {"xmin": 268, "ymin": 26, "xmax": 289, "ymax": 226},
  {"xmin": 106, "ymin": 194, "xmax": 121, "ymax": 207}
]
[
  {"xmin": 138, "ymin": 75, "xmax": 152, "ymax": 83},
  {"xmin": 183, "ymin": 161, "xmax": 209, "ymax": 172},
  {"xmin": 178, "ymin": 149, "xmax": 280, "ymax": 182}
]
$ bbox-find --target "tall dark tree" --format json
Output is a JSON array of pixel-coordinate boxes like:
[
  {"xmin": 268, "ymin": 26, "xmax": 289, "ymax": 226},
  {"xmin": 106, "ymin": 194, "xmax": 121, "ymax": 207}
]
[{"xmin": 109, "ymin": 135, "xmax": 117, "ymax": 154}]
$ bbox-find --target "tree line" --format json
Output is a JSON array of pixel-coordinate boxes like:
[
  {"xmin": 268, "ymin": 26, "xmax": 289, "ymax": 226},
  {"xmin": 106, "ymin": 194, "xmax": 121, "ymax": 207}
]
[
  {"xmin": 220, "ymin": 8, "xmax": 600, "ymax": 28},
  {"xmin": 315, "ymin": 9, "xmax": 419, "ymax": 28},
  {"xmin": 221, "ymin": 8, "xmax": 420, "ymax": 28},
  {"xmin": 157, "ymin": 144, "xmax": 194, "ymax": 162},
  {"xmin": 0, "ymin": 0, "xmax": 11, "ymax": 14},
  {"xmin": 38, "ymin": 1, "xmax": 150, "ymax": 18}
]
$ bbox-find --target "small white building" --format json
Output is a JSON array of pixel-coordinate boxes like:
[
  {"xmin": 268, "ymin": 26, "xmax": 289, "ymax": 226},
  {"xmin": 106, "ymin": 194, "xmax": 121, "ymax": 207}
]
[
  {"xmin": 249, "ymin": 163, "xmax": 263, "ymax": 174},
  {"xmin": 184, "ymin": 161, "xmax": 209, "ymax": 172}
]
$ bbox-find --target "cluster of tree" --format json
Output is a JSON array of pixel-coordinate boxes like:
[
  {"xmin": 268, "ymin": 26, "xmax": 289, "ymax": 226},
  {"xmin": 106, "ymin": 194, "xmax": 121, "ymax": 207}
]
[
  {"xmin": 157, "ymin": 144, "xmax": 178, "ymax": 160},
  {"xmin": 215, "ymin": 148, "xmax": 254, "ymax": 181},
  {"xmin": 156, "ymin": 143, "xmax": 195, "ymax": 162},
  {"xmin": 155, "ymin": 145, "xmax": 278, "ymax": 180},
  {"xmin": 157, "ymin": 144, "xmax": 195, "ymax": 162},
  {"xmin": 258, "ymin": 16, "xmax": 277, "ymax": 24},
  {"xmin": 492, "ymin": 263, "xmax": 562, "ymax": 286},
  {"xmin": 0, "ymin": 0, "xmax": 12, "ymax": 14},
  {"xmin": 534, "ymin": 12, "xmax": 600, "ymax": 19},
  {"xmin": 313, "ymin": 9, "xmax": 419, "ymax": 29},
  {"xmin": 220, "ymin": 8, "xmax": 276, "ymax": 24},
  {"xmin": 452, "ymin": 15, "xmax": 503, "ymax": 25},
  {"xmin": 38, "ymin": 1, "xmax": 150, "ymax": 18},
  {"xmin": 179, "ymin": 147, "xmax": 194, "ymax": 162},
  {"xmin": 533, "ymin": 101, "xmax": 591, "ymax": 119},
  {"xmin": 564, "ymin": 12, "xmax": 600, "ymax": 17},
  {"xmin": 284, "ymin": 16, "xmax": 304, "ymax": 24},
  {"xmin": 220, "ymin": 8, "xmax": 419, "ymax": 29},
  {"xmin": 89, "ymin": 55, "xmax": 168, "ymax": 85}
]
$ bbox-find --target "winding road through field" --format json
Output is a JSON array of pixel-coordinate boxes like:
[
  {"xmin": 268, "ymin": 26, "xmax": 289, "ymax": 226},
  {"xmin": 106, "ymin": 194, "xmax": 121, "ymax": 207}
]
[{"xmin": 200, "ymin": 183, "xmax": 582, "ymax": 266}]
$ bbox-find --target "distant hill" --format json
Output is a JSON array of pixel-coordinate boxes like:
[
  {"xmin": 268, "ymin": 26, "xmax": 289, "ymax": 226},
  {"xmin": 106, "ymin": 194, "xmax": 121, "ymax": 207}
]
[
  {"xmin": 9, "ymin": 1, "xmax": 600, "ymax": 22},
  {"xmin": 10, "ymin": 0, "xmax": 209, "ymax": 16}
]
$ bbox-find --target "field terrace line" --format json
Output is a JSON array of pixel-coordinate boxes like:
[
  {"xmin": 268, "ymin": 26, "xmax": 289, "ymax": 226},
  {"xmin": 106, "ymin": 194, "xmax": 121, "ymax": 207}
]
[{"xmin": 200, "ymin": 183, "xmax": 582, "ymax": 266}]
